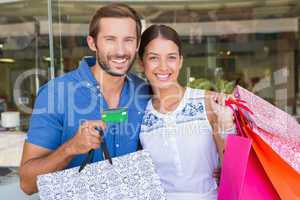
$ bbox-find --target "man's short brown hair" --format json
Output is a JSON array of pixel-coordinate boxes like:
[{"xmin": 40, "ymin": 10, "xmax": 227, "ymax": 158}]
[{"xmin": 89, "ymin": 3, "xmax": 142, "ymax": 43}]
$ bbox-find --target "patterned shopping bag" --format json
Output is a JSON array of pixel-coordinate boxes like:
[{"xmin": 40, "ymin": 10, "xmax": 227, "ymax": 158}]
[
  {"xmin": 234, "ymin": 85, "xmax": 300, "ymax": 173},
  {"xmin": 37, "ymin": 150, "xmax": 166, "ymax": 200},
  {"xmin": 224, "ymin": 87, "xmax": 300, "ymax": 200}
]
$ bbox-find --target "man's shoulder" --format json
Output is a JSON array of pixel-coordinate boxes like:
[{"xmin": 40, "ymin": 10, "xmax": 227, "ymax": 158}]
[
  {"xmin": 127, "ymin": 72, "xmax": 146, "ymax": 85},
  {"xmin": 127, "ymin": 73, "xmax": 151, "ymax": 94},
  {"xmin": 37, "ymin": 69, "xmax": 80, "ymax": 94},
  {"xmin": 53, "ymin": 69, "xmax": 81, "ymax": 84}
]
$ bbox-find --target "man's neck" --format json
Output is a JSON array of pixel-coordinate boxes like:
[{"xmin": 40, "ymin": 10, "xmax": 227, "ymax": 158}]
[{"xmin": 91, "ymin": 64, "xmax": 125, "ymax": 93}]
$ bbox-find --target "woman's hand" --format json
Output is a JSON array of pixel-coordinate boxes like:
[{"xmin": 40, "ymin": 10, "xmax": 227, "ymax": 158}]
[{"xmin": 210, "ymin": 93, "xmax": 235, "ymax": 133}]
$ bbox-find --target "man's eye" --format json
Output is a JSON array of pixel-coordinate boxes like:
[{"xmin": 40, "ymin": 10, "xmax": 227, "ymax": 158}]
[{"xmin": 149, "ymin": 57, "xmax": 157, "ymax": 60}]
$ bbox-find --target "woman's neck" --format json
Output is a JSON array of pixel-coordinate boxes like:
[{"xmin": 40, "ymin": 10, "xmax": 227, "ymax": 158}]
[{"xmin": 152, "ymin": 83, "xmax": 185, "ymax": 114}]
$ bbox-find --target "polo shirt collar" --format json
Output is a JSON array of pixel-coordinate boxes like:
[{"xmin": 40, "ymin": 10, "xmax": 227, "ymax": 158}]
[
  {"xmin": 77, "ymin": 56, "xmax": 134, "ymax": 100},
  {"xmin": 78, "ymin": 56, "xmax": 98, "ymax": 86}
]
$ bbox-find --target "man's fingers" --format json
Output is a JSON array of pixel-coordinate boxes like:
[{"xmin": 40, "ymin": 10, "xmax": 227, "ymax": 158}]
[
  {"xmin": 88, "ymin": 126, "xmax": 101, "ymax": 137},
  {"xmin": 90, "ymin": 142, "xmax": 101, "ymax": 150},
  {"xmin": 81, "ymin": 120, "xmax": 106, "ymax": 130},
  {"xmin": 89, "ymin": 136, "xmax": 101, "ymax": 145},
  {"xmin": 89, "ymin": 134, "xmax": 102, "ymax": 143},
  {"xmin": 87, "ymin": 120, "xmax": 106, "ymax": 130}
]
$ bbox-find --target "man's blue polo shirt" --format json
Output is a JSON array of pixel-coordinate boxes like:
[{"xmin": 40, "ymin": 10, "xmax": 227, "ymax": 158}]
[{"xmin": 27, "ymin": 57, "xmax": 150, "ymax": 168}]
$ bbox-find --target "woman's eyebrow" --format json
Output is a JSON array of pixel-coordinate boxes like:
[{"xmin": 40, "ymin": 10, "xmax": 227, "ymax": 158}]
[
  {"xmin": 146, "ymin": 52, "xmax": 179, "ymax": 56},
  {"xmin": 168, "ymin": 52, "xmax": 179, "ymax": 55}
]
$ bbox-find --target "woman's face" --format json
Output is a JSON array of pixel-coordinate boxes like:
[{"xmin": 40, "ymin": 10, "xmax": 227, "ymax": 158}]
[{"xmin": 141, "ymin": 37, "xmax": 182, "ymax": 89}]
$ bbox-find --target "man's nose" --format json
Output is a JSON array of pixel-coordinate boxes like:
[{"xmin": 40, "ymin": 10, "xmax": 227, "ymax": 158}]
[{"xmin": 114, "ymin": 41, "xmax": 126, "ymax": 56}]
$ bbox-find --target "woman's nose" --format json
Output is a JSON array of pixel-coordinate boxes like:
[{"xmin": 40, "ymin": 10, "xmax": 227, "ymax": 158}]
[{"xmin": 158, "ymin": 59, "xmax": 169, "ymax": 70}]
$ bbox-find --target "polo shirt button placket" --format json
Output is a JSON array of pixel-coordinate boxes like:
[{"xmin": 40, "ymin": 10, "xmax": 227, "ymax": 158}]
[{"xmin": 111, "ymin": 125, "xmax": 117, "ymax": 134}]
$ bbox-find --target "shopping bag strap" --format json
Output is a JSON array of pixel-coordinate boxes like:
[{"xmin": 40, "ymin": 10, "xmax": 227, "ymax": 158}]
[
  {"xmin": 225, "ymin": 97, "xmax": 253, "ymax": 137},
  {"xmin": 78, "ymin": 128, "xmax": 112, "ymax": 172}
]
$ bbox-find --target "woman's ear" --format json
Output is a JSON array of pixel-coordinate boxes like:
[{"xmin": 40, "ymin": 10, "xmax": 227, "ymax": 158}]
[
  {"xmin": 86, "ymin": 36, "xmax": 97, "ymax": 52},
  {"xmin": 179, "ymin": 55, "xmax": 183, "ymax": 69}
]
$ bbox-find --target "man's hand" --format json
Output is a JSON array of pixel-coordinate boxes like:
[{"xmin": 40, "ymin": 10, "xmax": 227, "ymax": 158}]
[
  {"xmin": 19, "ymin": 120, "xmax": 106, "ymax": 195},
  {"xmin": 67, "ymin": 120, "xmax": 106, "ymax": 156}
]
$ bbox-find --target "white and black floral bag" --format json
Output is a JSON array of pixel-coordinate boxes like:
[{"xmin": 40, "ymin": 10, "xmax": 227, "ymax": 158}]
[{"xmin": 37, "ymin": 150, "xmax": 166, "ymax": 200}]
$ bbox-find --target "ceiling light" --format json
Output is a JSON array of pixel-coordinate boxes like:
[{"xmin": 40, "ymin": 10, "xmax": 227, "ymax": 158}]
[
  {"xmin": 43, "ymin": 57, "xmax": 51, "ymax": 62},
  {"xmin": 0, "ymin": 58, "xmax": 15, "ymax": 63}
]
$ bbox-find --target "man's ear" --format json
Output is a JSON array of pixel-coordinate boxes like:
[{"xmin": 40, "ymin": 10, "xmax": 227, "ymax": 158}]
[
  {"xmin": 138, "ymin": 59, "xmax": 145, "ymax": 73},
  {"xmin": 86, "ymin": 36, "xmax": 97, "ymax": 52},
  {"xmin": 136, "ymin": 40, "xmax": 141, "ymax": 53}
]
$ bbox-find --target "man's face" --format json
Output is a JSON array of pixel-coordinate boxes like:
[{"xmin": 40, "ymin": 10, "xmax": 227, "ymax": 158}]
[{"xmin": 90, "ymin": 17, "xmax": 138, "ymax": 76}]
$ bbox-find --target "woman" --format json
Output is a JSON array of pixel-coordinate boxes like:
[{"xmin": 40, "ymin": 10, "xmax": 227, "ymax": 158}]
[{"xmin": 138, "ymin": 25, "xmax": 235, "ymax": 200}]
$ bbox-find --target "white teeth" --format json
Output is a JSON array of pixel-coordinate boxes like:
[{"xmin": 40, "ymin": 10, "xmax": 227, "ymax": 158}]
[
  {"xmin": 157, "ymin": 74, "xmax": 169, "ymax": 78},
  {"xmin": 112, "ymin": 58, "xmax": 126, "ymax": 64},
  {"xmin": 156, "ymin": 74, "xmax": 170, "ymax": 81}
]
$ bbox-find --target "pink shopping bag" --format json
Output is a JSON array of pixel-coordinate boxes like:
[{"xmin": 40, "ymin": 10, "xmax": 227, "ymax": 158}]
[{"xmin": 218, "ymin": 135, "xmax": 280, "ymax": 200}]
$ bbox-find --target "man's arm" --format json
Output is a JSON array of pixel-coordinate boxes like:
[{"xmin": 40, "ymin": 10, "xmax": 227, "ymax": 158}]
[
  {"xmin": 19, "ymin": 141, "xmax": 74, "ymax": 195},
  {"xmin": 19, "ymin": 120, "xmax": 105, "ymax": 195}
]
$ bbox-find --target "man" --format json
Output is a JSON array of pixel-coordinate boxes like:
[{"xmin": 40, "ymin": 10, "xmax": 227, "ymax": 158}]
[{"xmin": 19, "ymin": 3, "xmax": 150, "ymax": 195}]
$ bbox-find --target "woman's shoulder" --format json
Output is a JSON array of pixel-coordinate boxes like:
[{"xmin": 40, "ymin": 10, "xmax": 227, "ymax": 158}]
[
  {"xmin": 198, "ymin": 89, "xmax": 218, "ymax": 125},
  {"xmin": 185, "ymin": 87, "xmax": 205, "ymax": 99},
  {"xmin": 185, "ymin": 87, "xmax": 219, "ymax": 101},
  {"xmin": 140, "ymin": 100, "xmax": 164, "ymax": 132}
]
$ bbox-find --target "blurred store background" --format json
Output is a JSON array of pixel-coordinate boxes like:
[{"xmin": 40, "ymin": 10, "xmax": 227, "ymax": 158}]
[{"xmin": 0, "ymin": 0, "xmax": 300, "ymax": 199}]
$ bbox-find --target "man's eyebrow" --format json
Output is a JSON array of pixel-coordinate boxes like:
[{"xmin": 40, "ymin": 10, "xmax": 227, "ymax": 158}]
[
  {"xmin": 103, "ymin": 35, "xmax": 116, "ymax": 38},
  {"xmin": 125, "ymin": 36, "xmax": 137, "ymax": 39},
  {"xmin": 146, "ymin": 52, "xmax": 159, "ymax": 56},
  {"xmin": 102, "ymin": 35, "xmax": 137, "ymax": 40}
]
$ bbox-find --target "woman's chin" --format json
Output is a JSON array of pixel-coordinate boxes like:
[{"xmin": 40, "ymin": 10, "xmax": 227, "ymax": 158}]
[{"xmin": 150, "ymin": 80, "xmax": 177, "ymax": 90}]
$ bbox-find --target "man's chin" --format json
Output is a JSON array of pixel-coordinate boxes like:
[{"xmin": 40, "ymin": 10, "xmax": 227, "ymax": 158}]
[
  {"xmin": 106, "ymin": 69, "xmax": 128, "ymax": 77},
  {"xmin": 110, "ymin": 65, "xmax": 132, "ymax": 75},
  {"xmin": 99, "ymin": 63, "xmax": 129, "ymax": 77}
]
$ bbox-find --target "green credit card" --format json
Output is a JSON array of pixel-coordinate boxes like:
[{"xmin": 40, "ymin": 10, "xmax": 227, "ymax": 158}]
[{"xmin": 101, "ymin": 108, "xmax": 128, "ymax": 123}]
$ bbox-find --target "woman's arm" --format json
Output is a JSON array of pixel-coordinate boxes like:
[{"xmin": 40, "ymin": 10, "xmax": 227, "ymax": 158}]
[
  {"xmin": 204, "ymin": 90, "xmax": 234, "ymax": 164},
  {"xmin": 212, "ymin": 126, "xmax": 225, "ymax": 163}
]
